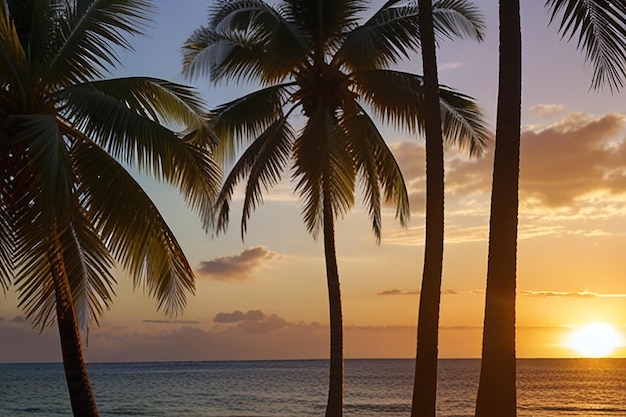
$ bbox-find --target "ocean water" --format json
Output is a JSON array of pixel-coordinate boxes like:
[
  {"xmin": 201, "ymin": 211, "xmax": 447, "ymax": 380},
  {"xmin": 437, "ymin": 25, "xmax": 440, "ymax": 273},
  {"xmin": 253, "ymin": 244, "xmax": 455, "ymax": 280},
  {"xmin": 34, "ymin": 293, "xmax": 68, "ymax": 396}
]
[{"xmin": 0, "ymin": 359, "xmax": 625, "ymax": 416}]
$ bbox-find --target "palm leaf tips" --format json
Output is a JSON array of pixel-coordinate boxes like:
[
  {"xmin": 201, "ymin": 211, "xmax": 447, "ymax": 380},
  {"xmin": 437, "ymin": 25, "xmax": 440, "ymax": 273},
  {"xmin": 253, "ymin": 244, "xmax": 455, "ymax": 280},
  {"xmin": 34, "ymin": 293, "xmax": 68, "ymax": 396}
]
[{"xmin": 546, "ymin": 0, "xmax": 626, "ymax": 92}]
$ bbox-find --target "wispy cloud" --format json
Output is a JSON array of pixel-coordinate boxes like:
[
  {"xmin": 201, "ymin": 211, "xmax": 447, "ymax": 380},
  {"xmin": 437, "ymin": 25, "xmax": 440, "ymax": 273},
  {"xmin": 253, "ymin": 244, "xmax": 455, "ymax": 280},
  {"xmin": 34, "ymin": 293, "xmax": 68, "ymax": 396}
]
[
  {"xmin": 142, "ymin": 319, "xmax": 201, "ymax": 324},
  {"xmin": 378, "ymin": 289, "xmax": 420, "ymax": 296},
  {"xmin": 439, "ymin": 62, "xmax": 462, "ymax": 70},
  {"xmin": 528, "ymin": 104, "xmax": 566, "ymax": 117},
  {"xmin": 520, "ymin": 290, "xmax": 626, "ymax": 298},
  {"xmin": 378, "ymin": 289, "xmax": 466, "ymax": 296},
  {"xmin": 196, "ymin": 246, "xmax": 282, "ymax": 282}
]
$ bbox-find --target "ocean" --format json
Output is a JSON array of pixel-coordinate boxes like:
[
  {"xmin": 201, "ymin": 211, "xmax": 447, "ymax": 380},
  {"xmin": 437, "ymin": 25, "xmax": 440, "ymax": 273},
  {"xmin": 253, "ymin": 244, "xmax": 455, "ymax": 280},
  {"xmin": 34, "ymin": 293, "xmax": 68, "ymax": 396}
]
[{"xmin": 0, "ymin": 359, "xmax": 624, "ymax": 416}]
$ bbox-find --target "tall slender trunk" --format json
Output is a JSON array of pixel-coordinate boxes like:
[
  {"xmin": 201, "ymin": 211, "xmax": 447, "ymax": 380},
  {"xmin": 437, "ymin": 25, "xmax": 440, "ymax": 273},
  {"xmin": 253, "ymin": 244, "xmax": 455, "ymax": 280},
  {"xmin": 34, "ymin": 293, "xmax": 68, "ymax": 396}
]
[
  {"xmin": 49, "ymin": 222, "xmax": 99, "ymax": 417},
  {"xmin": 475, "ymin": 1, "xmax": 521, "ymax": 416},
  {"xmin": 411, "ymin": 0, "xmax": 445, "ymax": 416},
  {"xmin": 323, "ymin": 184, "xmax": 343, "ymax": 417}
]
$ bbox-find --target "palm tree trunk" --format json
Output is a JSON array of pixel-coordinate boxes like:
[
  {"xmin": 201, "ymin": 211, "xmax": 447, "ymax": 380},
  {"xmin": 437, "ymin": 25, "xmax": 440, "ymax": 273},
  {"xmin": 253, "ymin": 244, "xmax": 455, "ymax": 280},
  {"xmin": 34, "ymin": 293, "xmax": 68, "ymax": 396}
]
[
  {"xmin": 475, "ymin": 1, "xmax": 521, "ymax": 416},
  {"xmin": 49, "ymin": 223, "xmax": 99, "ymax": 417},
  {"xmin": 411, "ymin": 0, "xmax": 445, "ymax": 416},
  {"xmin": 323, "ymin": 184, "xmax": 343, "ymax": 417}
]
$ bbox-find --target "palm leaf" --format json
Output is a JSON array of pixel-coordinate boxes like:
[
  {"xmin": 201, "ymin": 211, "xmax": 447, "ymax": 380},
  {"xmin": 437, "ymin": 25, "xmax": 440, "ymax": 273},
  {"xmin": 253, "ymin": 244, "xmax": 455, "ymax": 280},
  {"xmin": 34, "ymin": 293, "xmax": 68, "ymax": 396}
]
[
  {"xmin": 11, "ymin": 114, "xmax": 75, "ymax": 220},
  {"xmin": 46, "ymin": 0, "xmax": 153, "ymax": 85},
  {"xmin": 432, "ymin": 0, "xmax": 486, "ymax": 41},
  {"xmin": 282, "ymin": 0, "xmax": 365, "ymax": 52},
  {"xmin": 239, "ymin": 116, "xmax": 294, "ymax": 237},
  {"xmin": 0, "ymin": 197, "xmax": 12, "ymax": 293},
  {"xmin": 546, "ymin": 0, "xmax": 626, "ymax": 92},
  {"xmin": 342, "ymin": 109, "xmax": 410, "ymax": 241},
  {"xmin": 293, "ymin": 105, "xmax": 355, "ymax": 237},
  {"xmin": 353, "ymin": 69, "xmax": 489, "ymax": 154},
  {"xmin": 337, "ymin": 0, "xmax": 485, "ymax": 70},
  {"xmin": 352, "ymin": 69, "xmax": 426, "ymax": 132},
  {"xmin": 56, "ymin": 78, "xmax": 221, "ymax": 219},
  {"xmin": 211, "ymin": 84, "xmax": 292, "ymax": 161},
  {"xmin": 0, "ymin": 1, "xmax": 27, "ymax": 88},
  {"xmin": 183, "ymin": 1, "xmax": 307, "ymax": 84},
  {"xmin": 438, "ymin": 86, "xmax": 491, "ymax": 156},
  {"xmin": 15, "ymin": 215, "xmax": 116, "ymax": 330},
  {"xmin": 73, "ymin": 141, "xmax": 195, "ymax": 316}
]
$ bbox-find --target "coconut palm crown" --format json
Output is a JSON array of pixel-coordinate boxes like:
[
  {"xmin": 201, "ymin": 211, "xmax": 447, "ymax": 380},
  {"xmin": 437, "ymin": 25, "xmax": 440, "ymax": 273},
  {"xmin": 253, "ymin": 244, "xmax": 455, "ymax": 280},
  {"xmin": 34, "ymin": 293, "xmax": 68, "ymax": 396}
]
[
  {"xmin": 183, "ymin": 1, "xmax": 488, "ymax": 416},
  {"xmin": 0, "ymin": 1, "xmax": 220, "ymax": 415}
]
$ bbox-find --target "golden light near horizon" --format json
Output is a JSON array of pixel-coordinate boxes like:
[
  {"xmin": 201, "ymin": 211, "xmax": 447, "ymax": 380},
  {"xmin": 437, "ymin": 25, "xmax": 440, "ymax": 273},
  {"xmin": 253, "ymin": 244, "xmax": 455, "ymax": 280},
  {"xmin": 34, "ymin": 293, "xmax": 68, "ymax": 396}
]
[{"xmin": 567, "ymin": 323, "xmax": 623, "ymax": 358}]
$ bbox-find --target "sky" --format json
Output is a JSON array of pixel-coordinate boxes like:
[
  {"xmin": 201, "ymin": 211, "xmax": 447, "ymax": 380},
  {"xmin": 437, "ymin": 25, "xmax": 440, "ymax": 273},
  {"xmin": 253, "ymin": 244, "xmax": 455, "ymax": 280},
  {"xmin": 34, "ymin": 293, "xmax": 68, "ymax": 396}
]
[{"xmin": 1, "ymin": 0, "xmax": 626, "ymax": 362}]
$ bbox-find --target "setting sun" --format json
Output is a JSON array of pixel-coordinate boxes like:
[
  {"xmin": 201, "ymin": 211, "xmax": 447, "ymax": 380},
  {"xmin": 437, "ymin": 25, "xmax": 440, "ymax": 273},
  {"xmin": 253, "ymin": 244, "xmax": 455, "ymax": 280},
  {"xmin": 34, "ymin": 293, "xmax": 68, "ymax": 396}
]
[{"xmin": 567, "ymin": 323, "xmax": 623, "ymax": 357}]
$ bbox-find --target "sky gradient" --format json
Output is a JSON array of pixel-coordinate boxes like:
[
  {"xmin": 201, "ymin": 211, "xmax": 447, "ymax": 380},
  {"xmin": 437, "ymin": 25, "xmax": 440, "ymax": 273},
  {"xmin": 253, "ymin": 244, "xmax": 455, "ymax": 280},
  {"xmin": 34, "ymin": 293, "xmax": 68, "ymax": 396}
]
[{"xmin": 1, "ymin": 0, "xmax": 626, "ymax": 362}]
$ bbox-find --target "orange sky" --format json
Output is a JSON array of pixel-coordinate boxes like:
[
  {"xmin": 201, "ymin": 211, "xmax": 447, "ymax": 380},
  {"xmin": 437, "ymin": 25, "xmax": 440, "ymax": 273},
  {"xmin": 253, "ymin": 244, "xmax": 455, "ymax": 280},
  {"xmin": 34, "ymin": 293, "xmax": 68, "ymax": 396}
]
[{"xmin": 1, "ymin": 0, "xmax": 625, "ymax": 362}]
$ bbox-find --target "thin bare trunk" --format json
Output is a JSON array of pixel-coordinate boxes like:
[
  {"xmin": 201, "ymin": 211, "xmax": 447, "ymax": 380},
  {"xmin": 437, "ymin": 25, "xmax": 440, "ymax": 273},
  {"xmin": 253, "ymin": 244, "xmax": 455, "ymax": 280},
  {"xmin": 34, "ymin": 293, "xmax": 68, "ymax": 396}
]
[
  {"xmin": 323, "ymin": 183, "xmax": 343, "ymax": 417},
  {"xmin": 475, "ymin": 1, "xmax": 521, "ymax": 416},
  {"xmin": 411, "ymin": 0, "xmax": 445, "ymax": 416},
  {"xmin": 49, "ymin": 222, "xmax": 99, "ymax": 417}
]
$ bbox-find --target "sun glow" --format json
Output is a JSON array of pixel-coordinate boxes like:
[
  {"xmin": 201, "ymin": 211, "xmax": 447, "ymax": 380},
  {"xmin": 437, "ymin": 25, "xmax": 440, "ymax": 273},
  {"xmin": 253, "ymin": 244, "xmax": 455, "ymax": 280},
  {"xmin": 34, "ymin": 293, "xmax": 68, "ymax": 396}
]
[{"xmin": 567, "ymin": 323, "xmax": 622, "ymax": 357}]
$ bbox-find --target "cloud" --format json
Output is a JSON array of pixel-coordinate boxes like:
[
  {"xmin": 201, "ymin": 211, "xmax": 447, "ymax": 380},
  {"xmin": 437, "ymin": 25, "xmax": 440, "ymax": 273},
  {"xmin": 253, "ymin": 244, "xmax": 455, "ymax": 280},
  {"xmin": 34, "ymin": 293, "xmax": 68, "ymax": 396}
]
[
  {"xmin": 377, "ymin": 289, "xmax": 464, "ymax": 296},
  {"xmin": 213, "ymin": 310, "xmax": 288, "ymax": 333},
  {"xmin": 520, "ymin": 290, "xmax": 626, "ymax": 298},
  {"xmin": 142, "ymin": 319, "xmax": 201, "ymax": 324},
  {"xmin": 213, "ymin": 310, "xmax": 266, "ymax": 323},
  {"xmin": 519, "ymin": 113, "xmax": 626, "ymax": 208},
  {"xmin": 196, "ymin": 246, "xmax": 281, "ymax": 282},
  {"xmin": 528, "ymin": 104, "xmax": 566, "ymax": 117},
  {"xmin": 378, "ymin": 289, "xmax": 420, "ymax": 296},
  {"xmin": 235, "ymin": 314, "xmax": 289, "ymax": 333},
  {"xmin": 424, "ymin": 112, "xmax": 626, "ymax": 231},
  {"xmin": 439, "ymin": 62, "xmax": 462, "ymax": 70},
  {"xmin": 8, "ymin": 316, "xmax": 27, "ymax": 326}
]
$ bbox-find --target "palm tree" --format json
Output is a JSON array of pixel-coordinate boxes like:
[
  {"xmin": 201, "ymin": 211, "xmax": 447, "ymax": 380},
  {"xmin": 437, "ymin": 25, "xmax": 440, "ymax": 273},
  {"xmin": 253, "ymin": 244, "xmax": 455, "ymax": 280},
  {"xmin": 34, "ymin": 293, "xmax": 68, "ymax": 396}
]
[
  {"xmin": 0, "ymin": 1, "xmax": 220, "ymax": 416},
  {"xmin": 475, "ymin": 1, "xmax": 626, "ymax": 416},
  {"xmin": 411, "ymin": 1, "xmax": 485, "ymax": 417},
  {"xmin": 182, "ymin": 1, "xmax": 487, "ymax": 416}
]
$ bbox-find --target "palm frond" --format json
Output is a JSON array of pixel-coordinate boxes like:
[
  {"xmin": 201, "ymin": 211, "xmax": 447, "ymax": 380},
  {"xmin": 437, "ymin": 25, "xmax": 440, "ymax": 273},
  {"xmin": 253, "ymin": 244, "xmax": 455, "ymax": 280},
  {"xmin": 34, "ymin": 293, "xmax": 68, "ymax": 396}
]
[
  {"xmin": 56, "ymin": 78, "xmax": 222, "ymax": 215},
  {"xmin": 211, "ymin": 84, "xmax": 292, "ymax": 161},
  {"xmin": 546, "ymin": 0, "xmax": 626, "ymax": 92},
  {"xmin": 432, "ymin": 0, "xmax": 486, "ymax": 42},
  {"xmin": 353, "ymin": 69, "xmax": 490, "ymax": 154},
  {"xmin": 15, "ymin": 214, "xmax": 116, "ymax": 330},
  {"xmin": 0, "ymin": 197, "xmax": 12, "ymax": 293},
  {"xmin": 11, "ymin": 114, "xmax": 75, "ymax": 220},
  {"xmin": 239, "ymin": 116, "xmax": 294, "ymax": 238},
  {"xmin": 337, "ymin": 0, "xmax": 485, "ymax": 71},
  {"xmin": 13, "ymin": 220, "xmax": 56, "ymax": 329},
  {"xmin": 46, "ymin": 0, "xmax": 154, "ymax": 85},
  {"xmin": 4, "ymin": 0, "xmax": 53, "ymax": 63},
  {"xmin": 213, "ymin": 116, "xmax": 294, "ymax": 237},
  {"xmin": 282, "ymin": 0, "xmax": 365, "ymax": 52},
  {"xmin": 64, "ymin": 77, "xmax": 215, "ymax": 145},
  {"xmin": 293, "ymin": 106, "xmax": 355, "ymax": 237},
  {"xmin": 183, "ymin": 1, "xmax": 307, "ymax": 85},
  {"xmin": 352, "ymin": 69, "xmax": 426, "ymax": 132},
  {"xmin": 342, "ymin": 109, "xmax": 410, "ymax": 241},
  {"xmin": 438, "ymin": 86, "xmax": 491, "ymax": 156},
  {"xmin": 337, "ymin": 0, "xmax": 421, "ymax": 70},
  {"xmin": 73, "ymin": 141, "xmax": 195, "ymax": 317},
  {"xmin": 0, "ymin": 1, "xmax": 27, "ymax": 87}
]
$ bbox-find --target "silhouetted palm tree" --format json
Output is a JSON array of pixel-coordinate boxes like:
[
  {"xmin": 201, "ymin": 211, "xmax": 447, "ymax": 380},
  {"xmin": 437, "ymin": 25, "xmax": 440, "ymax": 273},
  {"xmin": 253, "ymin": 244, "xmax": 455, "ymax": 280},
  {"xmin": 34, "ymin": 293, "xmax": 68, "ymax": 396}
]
[
  {"xmin": 0, "ymin": 1, "xmax": 220, "ymax": 416},
  {"xmin": 411, "ymin": 1, "xmax": 485, "ymax": 417},
  {"xmin": 476, "ymin": 1, "xmax": 626, "ymax": 416},
  {"xmin": 183, "ymin": 1, "xmax": 487, "ymax": 416}
]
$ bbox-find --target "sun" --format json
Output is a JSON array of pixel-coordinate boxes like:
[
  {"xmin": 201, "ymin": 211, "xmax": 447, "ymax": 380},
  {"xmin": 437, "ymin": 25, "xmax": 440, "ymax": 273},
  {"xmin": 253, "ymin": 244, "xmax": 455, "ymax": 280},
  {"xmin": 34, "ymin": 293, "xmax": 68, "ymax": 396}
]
[{"xmin": 567, "ymin": 323, "xmax": 622, "ymax": 357}]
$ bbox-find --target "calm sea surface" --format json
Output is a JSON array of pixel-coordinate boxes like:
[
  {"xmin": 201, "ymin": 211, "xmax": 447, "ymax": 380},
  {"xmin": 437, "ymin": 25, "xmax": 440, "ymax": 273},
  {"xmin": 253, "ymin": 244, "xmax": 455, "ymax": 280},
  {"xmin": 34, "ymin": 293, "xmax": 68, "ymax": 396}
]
[{"xmin": 0, "ymin": 359, "xmax": 625, "ymax": 416}]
